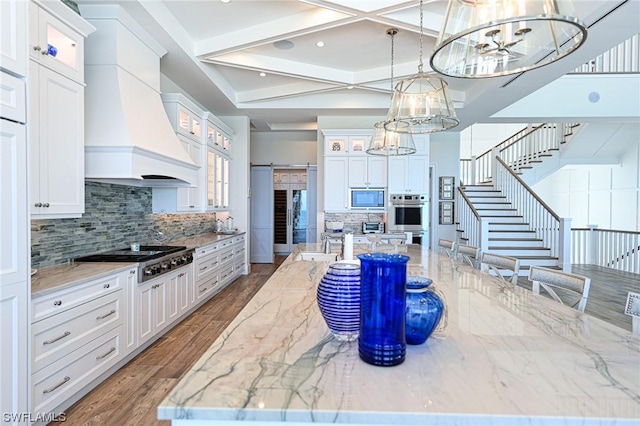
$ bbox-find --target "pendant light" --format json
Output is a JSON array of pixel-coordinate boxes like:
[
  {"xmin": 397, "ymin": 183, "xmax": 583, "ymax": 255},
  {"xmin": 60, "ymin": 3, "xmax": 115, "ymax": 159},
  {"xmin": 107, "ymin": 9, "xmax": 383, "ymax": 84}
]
[
  {"xmin": 430, "ymin": 0, "xmax": 587, "ymax": 78},
  {"xmin": 384, "ymin": 0, "xmax": 459, "ymax": 134},
  {"xmin": 367, "ymin": 28, "xmax": 417, "ymax": 156}
]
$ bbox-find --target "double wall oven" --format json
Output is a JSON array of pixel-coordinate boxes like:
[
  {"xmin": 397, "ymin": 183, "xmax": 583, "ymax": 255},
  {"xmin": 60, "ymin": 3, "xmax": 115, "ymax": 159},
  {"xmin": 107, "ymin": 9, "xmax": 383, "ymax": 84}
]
[{"xmin": 387, "ymin": 194, "xmax": 429, "ymax": 245}]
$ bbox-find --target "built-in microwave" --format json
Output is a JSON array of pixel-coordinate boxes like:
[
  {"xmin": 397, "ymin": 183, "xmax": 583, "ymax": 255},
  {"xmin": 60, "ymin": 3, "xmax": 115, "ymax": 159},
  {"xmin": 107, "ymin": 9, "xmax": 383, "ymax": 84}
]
[{"xmin": 350, "ymin": 188, "xmax": 385, "ymax": 209}]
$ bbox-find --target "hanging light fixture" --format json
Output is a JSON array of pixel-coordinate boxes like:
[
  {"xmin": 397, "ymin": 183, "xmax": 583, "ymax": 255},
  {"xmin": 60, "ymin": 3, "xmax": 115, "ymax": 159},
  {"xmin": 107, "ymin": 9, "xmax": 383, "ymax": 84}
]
[
  {"xmin": 430, "ymin": 0, "xmax": 587, "ymax": 78},
  {"xmin": 367, "ymin": 28, "xmax": 417, "ymax": 156},
  {"xmin": 384, "ymin": 0, "xmax": 459, "ymax": 134}
]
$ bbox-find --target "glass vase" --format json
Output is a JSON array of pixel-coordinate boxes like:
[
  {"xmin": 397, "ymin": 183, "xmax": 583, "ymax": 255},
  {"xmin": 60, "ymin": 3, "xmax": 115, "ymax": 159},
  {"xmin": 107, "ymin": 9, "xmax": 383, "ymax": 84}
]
[
  {"xmin": 316, "ymin": 263, "xmax": 361, "ymax": 342},
  {"xmin": 357, "ymin": 253, "xmax": 410, "ymax": 366},
  {"xmin": 405, "ymin": 276, "xmax": 445, "ymax": 345}
]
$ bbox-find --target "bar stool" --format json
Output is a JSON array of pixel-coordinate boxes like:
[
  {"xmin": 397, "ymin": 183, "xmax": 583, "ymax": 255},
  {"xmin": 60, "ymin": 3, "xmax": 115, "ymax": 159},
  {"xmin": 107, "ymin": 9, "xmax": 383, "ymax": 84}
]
[
  {"xmin": 480, "ymin": 252, "xmax": 520, "ymax": 285},
  {"xmin": 528, "ymin": 266, "xmax": 591, "ymax": 313},
  {"xmin": 457, "ymin": 244, "xmax": 480, "ymax": 269},
  {"xmin": 438, "ymin": 239, "xmax": 456, "ymax": 258}
]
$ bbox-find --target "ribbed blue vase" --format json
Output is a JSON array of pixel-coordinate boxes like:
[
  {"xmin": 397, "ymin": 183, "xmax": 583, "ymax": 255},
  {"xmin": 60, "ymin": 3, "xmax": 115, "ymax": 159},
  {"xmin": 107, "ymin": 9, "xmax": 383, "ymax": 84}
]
[
  {"xmin": 405, "ymin": 276, "xmax": 444, "ymax": 345},
  {"xmin": 316, "ymin": 263, "xmax": 361, "ymax": 342},
  {"xmin": 357, "ymin": 253, "xmax": 410, "ymax": 366}
]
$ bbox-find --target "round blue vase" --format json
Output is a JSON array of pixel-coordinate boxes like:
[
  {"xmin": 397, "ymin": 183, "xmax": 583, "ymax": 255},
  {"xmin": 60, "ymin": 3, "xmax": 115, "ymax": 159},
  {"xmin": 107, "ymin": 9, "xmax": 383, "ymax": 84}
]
[
  {"xmin": 316, "ymin": 263, "xmax": 361, "ymax": 342},
  {"xmin": 357, "ymin": 253, "xmax": 410, "ymax": 366},
  {"xmin": 405, "ymin": 276, "xmax": 444, "ymax": 345}
]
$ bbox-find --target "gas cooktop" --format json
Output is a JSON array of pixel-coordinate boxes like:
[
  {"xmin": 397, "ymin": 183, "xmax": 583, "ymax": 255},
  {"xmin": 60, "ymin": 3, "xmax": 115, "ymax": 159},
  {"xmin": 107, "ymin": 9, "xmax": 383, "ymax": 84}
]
[{"xmin": 75, "ymin": 245, "xmax": 187, "ymax": 263}]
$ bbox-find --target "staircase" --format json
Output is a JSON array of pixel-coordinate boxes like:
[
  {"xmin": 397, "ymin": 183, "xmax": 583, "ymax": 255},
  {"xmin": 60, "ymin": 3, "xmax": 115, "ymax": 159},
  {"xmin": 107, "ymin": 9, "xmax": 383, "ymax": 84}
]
[{"xmin": 460, "ymin": 184, "xmax": 559, "ymax": 274}]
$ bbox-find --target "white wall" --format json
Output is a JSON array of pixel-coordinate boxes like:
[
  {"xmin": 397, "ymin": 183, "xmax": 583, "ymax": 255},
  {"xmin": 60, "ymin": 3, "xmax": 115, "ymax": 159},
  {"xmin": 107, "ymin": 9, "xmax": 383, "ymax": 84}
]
[
  {"xmin": 532, "ymin": 141, "xmax": 640, "ymax": 231},
  {"xmin": 250, "ymin": 131, "xmax": 317, "ymax": 165},
  {"xmin": 430, "ymin": 132, "xmax": 461, "ymax": 246},
  {"xmin": 459, "ymin": 123, "xmax": 526, "ymax": 158}
]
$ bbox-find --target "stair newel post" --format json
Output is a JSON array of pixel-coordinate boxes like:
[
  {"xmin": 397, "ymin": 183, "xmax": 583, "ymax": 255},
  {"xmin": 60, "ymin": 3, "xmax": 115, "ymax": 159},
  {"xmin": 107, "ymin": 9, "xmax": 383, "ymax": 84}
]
[
  {"xmin": 587, "ymin": 224, "xmax": 599, "ymax": 266},
  {"xmin": 470, "ymin": 155, "xmax": 477, "ymax": 185},
  {"xmin": 559, "ymin": 218, "xmax": 572, "ymax": 272},
  {"xmin": 491, "ymin": 148, "xmax": 500, "ymax": 188},
  {"xmin": 480, "ymin": 217, "xmax": 490, "ymax": 255}
]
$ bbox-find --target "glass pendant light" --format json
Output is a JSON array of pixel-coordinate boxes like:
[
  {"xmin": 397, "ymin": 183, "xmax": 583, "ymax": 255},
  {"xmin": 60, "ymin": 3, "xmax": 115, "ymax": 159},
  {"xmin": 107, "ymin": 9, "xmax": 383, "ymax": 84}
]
[
  {"xmin": 430, "ymin": 0, "xmax": 587, "ymax": 78},
  {"xmin": 384, "ymin": 0, "xmax": 459, "ymax": 134},
  {"xmin": 367, "ymin": 28, "xmax": 417, "ymax": 156}
]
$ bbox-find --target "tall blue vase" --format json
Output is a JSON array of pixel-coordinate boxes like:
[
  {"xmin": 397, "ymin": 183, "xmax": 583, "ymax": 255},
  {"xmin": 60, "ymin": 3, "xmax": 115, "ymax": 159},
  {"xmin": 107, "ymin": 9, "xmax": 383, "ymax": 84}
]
[
  {"xmin": 405, "ymin": 276, "xmax": 444, "ymax": 345},
  {"xmin": 357, "ymin": 253, "xmax": 410, "ymax": 366}
]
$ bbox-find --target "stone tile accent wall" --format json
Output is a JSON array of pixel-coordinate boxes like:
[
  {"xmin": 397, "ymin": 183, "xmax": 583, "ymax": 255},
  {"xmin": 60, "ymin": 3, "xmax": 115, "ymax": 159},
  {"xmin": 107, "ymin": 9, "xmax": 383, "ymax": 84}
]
[
  {"xmin": 31, "ymin": 182, "xmax": 217, "ymax": 268},
  {"xmin": 324, "ymin": 212, "xmax": 385, "ymax": 234}
]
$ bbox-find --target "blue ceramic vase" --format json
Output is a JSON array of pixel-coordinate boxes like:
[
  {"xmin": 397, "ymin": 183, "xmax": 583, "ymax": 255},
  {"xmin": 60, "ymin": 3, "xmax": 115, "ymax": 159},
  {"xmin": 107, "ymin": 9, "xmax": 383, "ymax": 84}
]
[
  {"xmin": 316, "ymin": 263, "xmax": 361, "ymax": 342},
  {"xmin": 405, "ymin": 276, "xmax": 444, "ymax": 345},
  {"xmin": 357, "ymin": 253, "xmax": 410, "ymax": 366}
]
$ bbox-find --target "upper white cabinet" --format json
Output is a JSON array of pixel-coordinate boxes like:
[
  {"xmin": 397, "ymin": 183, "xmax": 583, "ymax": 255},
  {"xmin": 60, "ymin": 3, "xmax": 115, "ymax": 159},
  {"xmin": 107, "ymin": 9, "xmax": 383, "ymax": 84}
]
[
  {"xmin": 30, "ymin": 61, "xmax": 85, "ymax": 217},
  {"xmin": 348, "ymin": 156, "xmax": 387, "ymax": 188},
  {"xmin": 163, "ymin": 94, "xmax": 202, "ymax": 143},
  {"xmin": 1, "ymin": 0, "xmax": 27, "ymax": 77},
  {"xmin": 204, "ymin": 113, "xmax": 233, "ymax": 211},
  {"xmin": 29, "ymin": 0, "xmax": 88, "ymax": 84},
  {"xmin": 324, "ymin": 157, "xmax": 349, "ymax": 211},
  {"xmin": 388, "ymin": 155, "xmax": 429, "ymax": 194}
]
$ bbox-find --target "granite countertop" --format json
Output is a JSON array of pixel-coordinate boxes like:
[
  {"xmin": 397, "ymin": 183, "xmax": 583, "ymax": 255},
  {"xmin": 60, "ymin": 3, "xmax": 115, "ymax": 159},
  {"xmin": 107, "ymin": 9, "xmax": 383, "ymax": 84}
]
[
  {"xmin": 31, "ymin": 231, "xmax": 246, "ymax": 298},
  {"xmin": 158, "ymin": 243, "xmax": 640, "ymax": 425}
]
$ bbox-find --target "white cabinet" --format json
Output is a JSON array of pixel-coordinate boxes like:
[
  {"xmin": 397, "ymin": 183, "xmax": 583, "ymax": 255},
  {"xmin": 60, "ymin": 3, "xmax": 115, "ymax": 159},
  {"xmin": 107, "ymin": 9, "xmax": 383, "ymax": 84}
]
[
  {"xmin": 177, "ymin": 135, "xmax": 204, "ymax": 211},
  {"xmin": 1, "ymin": 282, "xmax": 28, "ymax": 424},
  {"xmin": 206, "ymin": 118, "xmax": 231, "ymax": 155},
  {"xmin": 162, "ymin": 93, "xmax": 202, "ymax": 143},
  {"xmin": 168, "ymin": 267, "xmax": 192, "ymax": 323},
  {"xmin": 388, "ymin": 155, "xmax": 429, "ymax": 194},
  {"xmin": 324, "ymin": 157, "xmax": 349, "ymax": 211},
  {"xmin": 348, "ymin": 156, "xmax": 387, "ymax": 188},
  {"xmin": 206, "ymin": 147, "xmax": 230, "ymax": 210},
  {"xmin": 29, "ymin": 61, "xmax": 84, "ymax": 217},
  {"xmin": 0, "ymin": 0, "xmax": 27, "ymax": 77},
  {"xmin": 136, "ymin": 276, "xmax": 168, "ymax": 347},
  {"xmin": 30, "ymin": 269, "xmax": 129, "ymax": 416},
  {"xmin": 29, "ymin": 0, "xmax": 89, "ymax": 84}
]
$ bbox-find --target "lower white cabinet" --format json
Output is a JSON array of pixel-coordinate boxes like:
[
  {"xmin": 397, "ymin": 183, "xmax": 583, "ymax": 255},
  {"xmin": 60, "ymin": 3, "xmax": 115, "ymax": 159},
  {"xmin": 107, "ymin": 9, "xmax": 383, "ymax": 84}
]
[
  {"xmin": 136, "ymin": 275, "xmax": 169, "ymax": 347},
  {"xmin": 169, "ymin": 268, "xmax": 192, "ymax": 323}
]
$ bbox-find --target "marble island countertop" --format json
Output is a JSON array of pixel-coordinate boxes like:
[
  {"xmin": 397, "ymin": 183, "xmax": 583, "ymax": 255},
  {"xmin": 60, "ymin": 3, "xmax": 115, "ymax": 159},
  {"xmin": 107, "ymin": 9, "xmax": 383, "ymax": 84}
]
[{"xmin": 158, "ymin": 244, "xmax": 640, "ymax": 425}]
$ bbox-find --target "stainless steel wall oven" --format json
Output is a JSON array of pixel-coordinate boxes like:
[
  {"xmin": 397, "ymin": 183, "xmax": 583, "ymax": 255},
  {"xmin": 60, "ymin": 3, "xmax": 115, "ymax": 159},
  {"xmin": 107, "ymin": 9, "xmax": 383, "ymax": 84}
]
[{"xmin": 387, "ymin": 194, "xmax": 428, "ymax": 233}]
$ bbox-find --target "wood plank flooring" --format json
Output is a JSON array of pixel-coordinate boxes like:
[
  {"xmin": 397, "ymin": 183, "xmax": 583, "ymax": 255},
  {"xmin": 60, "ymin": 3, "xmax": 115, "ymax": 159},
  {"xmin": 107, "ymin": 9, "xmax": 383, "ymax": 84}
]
[
  {"xmin": 53, "ymin": 257, "xmax": 638, "ymax": 425},
  {"xmin": 57, "ymin": 256, "xmax": 286, "ymax": 426}
]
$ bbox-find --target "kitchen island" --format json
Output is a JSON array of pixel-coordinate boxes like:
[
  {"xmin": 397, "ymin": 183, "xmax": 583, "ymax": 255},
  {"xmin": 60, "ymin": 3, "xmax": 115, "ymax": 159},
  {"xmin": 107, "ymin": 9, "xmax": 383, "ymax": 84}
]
[{"xmin": 159, "ymin": 244, "xmax": 640, "ymax": 425}]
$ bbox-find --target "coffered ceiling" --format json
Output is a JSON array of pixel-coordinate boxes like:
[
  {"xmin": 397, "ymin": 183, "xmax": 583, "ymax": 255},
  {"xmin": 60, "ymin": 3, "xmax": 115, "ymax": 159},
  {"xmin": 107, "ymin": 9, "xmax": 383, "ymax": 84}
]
[{"xmin": 76, "ymin": 0, "xmax": 640, "ymax": 131}]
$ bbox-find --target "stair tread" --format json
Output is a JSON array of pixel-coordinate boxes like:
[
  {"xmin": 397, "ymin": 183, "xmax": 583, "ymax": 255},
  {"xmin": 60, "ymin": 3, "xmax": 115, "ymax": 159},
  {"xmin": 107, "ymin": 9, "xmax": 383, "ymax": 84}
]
[
  {"xmin": 489, "ymin": 230, "xmax": 535, "ymax": 232},
  {"xmin": 488, "ymin": 247, "xmax": 550, "ymax": 250},
  {"xmin": 489, "ymin": 238, "xmax": 542, "ymax": 241}
]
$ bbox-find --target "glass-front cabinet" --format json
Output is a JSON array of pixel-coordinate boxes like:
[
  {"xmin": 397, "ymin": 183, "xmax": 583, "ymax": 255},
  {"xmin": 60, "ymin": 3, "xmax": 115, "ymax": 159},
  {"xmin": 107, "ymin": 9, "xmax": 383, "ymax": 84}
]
[
  {"xmin": 206, "ymin": 142, "xmax": 230, "ymax": 210},
  {"xmin": 29, "ymin": 1, "xmax": 86, "ymax": 83}
]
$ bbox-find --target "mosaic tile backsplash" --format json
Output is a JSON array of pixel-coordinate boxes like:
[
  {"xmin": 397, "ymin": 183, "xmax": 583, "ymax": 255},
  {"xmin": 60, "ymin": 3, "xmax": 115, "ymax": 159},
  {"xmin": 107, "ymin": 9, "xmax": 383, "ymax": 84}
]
[
  {"xmin": 324, "ymin": 212, "xmax": 385, "ymax": 234},
  {"xmin": 31, "ymin": 182, "xmax": 218, "ymax": 268}
]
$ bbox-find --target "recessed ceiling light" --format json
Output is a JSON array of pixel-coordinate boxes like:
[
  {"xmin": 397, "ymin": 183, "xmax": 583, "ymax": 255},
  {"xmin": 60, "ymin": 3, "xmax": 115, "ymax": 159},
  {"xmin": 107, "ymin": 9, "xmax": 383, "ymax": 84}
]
[
  {"xmin": 220, "ymin": 0, "xmax": 231, "ymax": 3},
  {"xmin": 273, "ymin": 40, "xmax": 294, "ymax": 50},
  {"xmin": 259, "ymin": 72, "xmax": 267, "ymax": 77},
  {"xmin": 347, "ymin": 86, "xmax": 354, "ymax": 89},
  {"xmin": 316, "ymin": 41, "xmax": 325, "ymax": 48}
]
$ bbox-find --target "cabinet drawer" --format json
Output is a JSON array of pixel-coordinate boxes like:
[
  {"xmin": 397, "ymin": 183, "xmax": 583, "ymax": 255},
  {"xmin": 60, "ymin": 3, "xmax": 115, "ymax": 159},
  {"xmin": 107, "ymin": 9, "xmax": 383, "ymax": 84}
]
[
  {"xmin": 219, "ymin": 264, "xmax": 234, "ymax": 285},
  {"xmin": 32, "ymin": 273, "xmax": 122, "ymax": 322},
  {"xmin": 232, "ymin": 235, "xmax": 245, "ymax": 245},
  {"xmin": 233, "ymin": 243, "xmax": 246, "ymax": 257},
  {"xmin": 196, "ymin": 243, "xmax": 218, "ymax": 259},
  {"xmin": 219, "ymin": 238, "xmax": 234, "ymax": 250},
  {"xmin": 196, "ymin": 274, "xmax": 219, "ymax": 302},
  {"xmin": 219, "ymin": 248, "xmax": 234, "ymax": 266},
  {"xmin": 32, "ymin": 291, "xmax": 122, "ymax": 373},
  {"xmin": 0, "ymin": 71, "xmax": 26, "ymax": 123},
  {"xmin": 32, "ymin": 326, "xmax": 122, "ymax": 414},
  {"xmin": 195, "ymin": 254, "xmax": 219, "ymax": 282}
]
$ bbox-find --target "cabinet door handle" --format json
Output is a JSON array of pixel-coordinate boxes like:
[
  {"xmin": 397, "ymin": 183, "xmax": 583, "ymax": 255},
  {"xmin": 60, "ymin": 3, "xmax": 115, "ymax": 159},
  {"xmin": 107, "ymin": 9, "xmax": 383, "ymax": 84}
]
[
  {"xmin": 41, "ymin": 50, "xmax": 49, "ymax": 56},
  {"xmin": 103, "ymin": 283, "xmax": 110, "ymax": 289},
  {"xmin": 43, "ymin": 331, "xmax": 71, "ymax": 345},
  {"xmin": 43, "ymin": 203, "xmax": 50, "ymax": 207},
  {"xmin": 96, "ymin": 309, "xmax": 116, "ymax": 320},
  {"xmin": 96, "ymin": 347, "xmax": 116, "ymax": 360},
  {"xmin": 33, "ymin": 45, "xmax": 42, "ymax": 51},
  {"xmin": 130, "ymin": 270, "xmax": 136, "ymax": 275},
  {"xmin": 34, "ymin": 202, "xmax": 42, "ymax": 207},
  {"xmin": 53, "ymin": 300, "xmax": 62, "ymax": 306},
  {"xmin": 178, "ymin": 273, "xmax": 185, "ymax": 278},
  {"xmin": 42, "ymin": 376, "xmax": 70, "ymax": 394}
]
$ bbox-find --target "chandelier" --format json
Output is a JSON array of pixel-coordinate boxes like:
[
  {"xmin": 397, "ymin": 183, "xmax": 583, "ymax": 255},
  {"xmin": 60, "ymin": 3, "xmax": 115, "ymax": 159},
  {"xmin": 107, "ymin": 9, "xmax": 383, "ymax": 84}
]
[
  {"xmin": 367, "ymin": 28, "xmax": 417, "ymax": 155},
  {"xmin": 384, "ymin": 0, "xmax": 459, "ymax": 135},
  {"xmin": 430, "ymin": 0, "xmax": 587, "ymax": 78}
]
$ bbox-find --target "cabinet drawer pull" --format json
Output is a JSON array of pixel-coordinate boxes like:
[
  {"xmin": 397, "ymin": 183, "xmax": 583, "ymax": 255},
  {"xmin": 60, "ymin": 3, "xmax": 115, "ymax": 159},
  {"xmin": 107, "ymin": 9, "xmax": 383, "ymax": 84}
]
[
  {"xmin": 96, "ymin": 309, "xmax": 116, "ymax": 320},
  {"xmin": 104, "ymin": 283, "xmax": 110, "ymax": 289},
  {"xmin": 199, "ymin": 266, "xmax": 208, "ymax": 272},
  {"xmin": 96, "ymin": 347, "xmax": 116, "ymax": 360},
  {"xmin": 199, "ymin": 287, "xmax": 208, "ymax": 293},
  {"xmin": 53, "ymin": 300, "xmax": 62, "ymax": 306},
  {"xmin": 130, "ymin": 270, "xmax": 136, "ymax": 275},
  {"xmin": 178, "ymin": 273, "xmax": 185, "ymax": 278},
  {"xmin": 42, "ymin": 376, "xmax": 70, "ymax": 394},
  {"xmin": 43, "ymin": 331, "xmax": 71, "ymax": 345}
]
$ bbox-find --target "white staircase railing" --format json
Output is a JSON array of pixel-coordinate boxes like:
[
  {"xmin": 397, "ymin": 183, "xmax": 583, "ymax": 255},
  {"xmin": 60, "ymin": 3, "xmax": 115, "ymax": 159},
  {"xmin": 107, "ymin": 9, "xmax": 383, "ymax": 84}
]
[
  {"xmin": 571, "ymin": 34, "xmax": 640, "ymax": 73},
  {"xmin": 461, "ymin": 123, "xmax": 577, "ymax": 186},
  {"xmin": 494, "ymin": 154, "xmax": 571, "ymax": 270},
  {"xmin": 455, "ymin": 186, "xmax": 487, "ymax": 249},
  {"xmin": 572, "ymin": 226, "xmax": 640, "ymax": 274}
]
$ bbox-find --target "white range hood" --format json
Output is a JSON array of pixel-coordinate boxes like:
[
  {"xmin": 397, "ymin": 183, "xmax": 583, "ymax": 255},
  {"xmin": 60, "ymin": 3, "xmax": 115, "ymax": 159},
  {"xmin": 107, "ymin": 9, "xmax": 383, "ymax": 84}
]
[{"xmin": 81, "ymin": 4, "xmax": 198, "ymax": 187}]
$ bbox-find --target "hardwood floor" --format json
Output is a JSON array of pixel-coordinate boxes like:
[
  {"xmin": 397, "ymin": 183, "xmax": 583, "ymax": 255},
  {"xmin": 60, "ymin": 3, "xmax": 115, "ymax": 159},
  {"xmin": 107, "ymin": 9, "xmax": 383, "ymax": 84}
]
[
  {"xmin": 53, "ymin": 257, "xmax": 638, "ymax": 425},
  {"xmin": 57, "ymin": 256, "xmax": 286, "ymax": 426}
]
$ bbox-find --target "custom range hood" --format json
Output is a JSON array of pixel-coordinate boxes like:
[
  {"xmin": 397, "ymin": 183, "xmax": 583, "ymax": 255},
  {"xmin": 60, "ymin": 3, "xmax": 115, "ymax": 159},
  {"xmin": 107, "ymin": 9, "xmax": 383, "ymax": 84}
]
[{"xmin": 80, "ymin": 4, "xmax": 197, "ymax": 187}]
